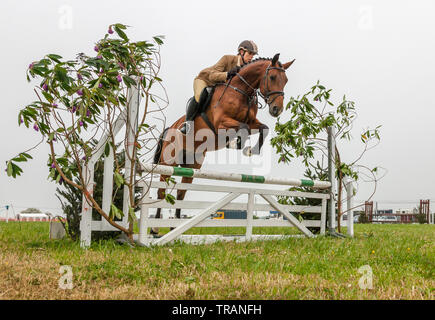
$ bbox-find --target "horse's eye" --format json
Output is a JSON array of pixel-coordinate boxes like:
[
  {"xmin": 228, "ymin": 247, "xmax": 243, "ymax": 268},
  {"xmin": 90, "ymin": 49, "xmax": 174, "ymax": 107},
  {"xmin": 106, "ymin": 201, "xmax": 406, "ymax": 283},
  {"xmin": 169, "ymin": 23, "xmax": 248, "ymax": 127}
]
[{"xmin": 270, "ymin": 75, "xmax": 276, "ymax": 81}]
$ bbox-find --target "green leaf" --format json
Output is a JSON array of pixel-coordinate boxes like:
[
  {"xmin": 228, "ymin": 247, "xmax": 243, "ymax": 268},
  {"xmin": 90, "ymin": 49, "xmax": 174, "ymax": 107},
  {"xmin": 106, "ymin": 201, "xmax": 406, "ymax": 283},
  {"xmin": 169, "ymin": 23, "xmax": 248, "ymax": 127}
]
[
  {"xmin": 153, "ymin": 36, "xmax": 164, "ymax": 45},
  {"xmin": 114, "ymin": 171, "xmax": 124, "ymax": 188},
  {"xmin": 47, "ymin": 54, "xmax": 63, "ymax": 63},
  {"xmin": 7, "ymin": 161, "xmax": 13, "ymax": 177},
  {"xmin": 104, "ymin": 142, "xmax": 110, "ymax": 157},
  {"xmin": 114, "ymin": 26, "xmax": 129, "ymax": 41},
  {"xmin": 128, "ymin": 207, "xmax": 137, "ymax": 222}
]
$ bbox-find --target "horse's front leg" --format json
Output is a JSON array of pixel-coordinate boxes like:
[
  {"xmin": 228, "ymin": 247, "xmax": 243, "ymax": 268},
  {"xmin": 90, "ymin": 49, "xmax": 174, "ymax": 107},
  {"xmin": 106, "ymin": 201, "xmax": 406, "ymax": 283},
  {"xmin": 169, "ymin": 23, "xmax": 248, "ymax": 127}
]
[
  {"xmin": 243, "ymin": 119, "xmax": 269, "ymax": 156},
  {"xmin": 218, "ymin": 117, "xmax": 250, "ymax": 150}
]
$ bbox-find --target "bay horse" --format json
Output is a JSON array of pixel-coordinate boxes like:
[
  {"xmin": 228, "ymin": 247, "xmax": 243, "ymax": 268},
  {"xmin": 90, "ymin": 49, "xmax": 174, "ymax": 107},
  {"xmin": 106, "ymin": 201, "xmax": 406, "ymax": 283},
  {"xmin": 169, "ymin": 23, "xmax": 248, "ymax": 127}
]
[{"xmin": 150, "ymin": 53, "xmax": 294, "ymax": 235}]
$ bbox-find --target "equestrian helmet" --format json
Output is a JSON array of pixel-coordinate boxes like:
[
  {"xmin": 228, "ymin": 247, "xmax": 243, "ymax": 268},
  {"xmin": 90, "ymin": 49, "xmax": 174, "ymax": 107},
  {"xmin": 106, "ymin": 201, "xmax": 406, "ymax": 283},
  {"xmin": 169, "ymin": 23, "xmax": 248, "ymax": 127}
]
[{"xmin": 238, "ymin": 40, "xmax": 258, "ymax": 55}]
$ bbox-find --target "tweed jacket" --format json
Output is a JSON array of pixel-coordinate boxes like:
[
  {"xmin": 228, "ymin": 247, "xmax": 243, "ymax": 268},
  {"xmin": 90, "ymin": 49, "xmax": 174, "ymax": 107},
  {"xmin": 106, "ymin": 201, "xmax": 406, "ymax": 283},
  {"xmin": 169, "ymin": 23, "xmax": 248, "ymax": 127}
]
[{"xmin": 195, "ymin": 55, "xmax": 241, "ymax": 86}]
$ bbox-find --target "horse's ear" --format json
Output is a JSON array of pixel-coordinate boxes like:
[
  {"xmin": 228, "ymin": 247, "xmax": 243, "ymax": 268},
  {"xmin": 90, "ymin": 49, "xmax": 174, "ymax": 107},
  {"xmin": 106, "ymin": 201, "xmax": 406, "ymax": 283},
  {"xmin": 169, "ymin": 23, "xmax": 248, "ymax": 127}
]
[
  {"xmin": 283, "ymin": 59, "xmax": 295, "ymax": 70},
  {"xmin": 272, "ymin": 53, "xmax": 280, "ymax": 66}
]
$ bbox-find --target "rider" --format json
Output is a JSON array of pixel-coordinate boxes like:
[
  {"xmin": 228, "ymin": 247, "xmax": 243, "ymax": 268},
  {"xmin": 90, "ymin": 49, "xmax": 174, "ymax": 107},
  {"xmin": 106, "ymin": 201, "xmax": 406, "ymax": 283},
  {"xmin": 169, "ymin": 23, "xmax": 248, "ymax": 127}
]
[{"xmin": 179, "ymin": 40, "xmax": 258, "ymax": 135}]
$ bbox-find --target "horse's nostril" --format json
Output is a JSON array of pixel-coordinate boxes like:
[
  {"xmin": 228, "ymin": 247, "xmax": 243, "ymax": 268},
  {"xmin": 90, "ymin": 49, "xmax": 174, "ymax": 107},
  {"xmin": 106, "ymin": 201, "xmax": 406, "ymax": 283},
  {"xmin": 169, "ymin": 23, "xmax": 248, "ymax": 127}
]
[{"xmin": 273, "ymin": 106, "xmax": 278, "ymax": 115}]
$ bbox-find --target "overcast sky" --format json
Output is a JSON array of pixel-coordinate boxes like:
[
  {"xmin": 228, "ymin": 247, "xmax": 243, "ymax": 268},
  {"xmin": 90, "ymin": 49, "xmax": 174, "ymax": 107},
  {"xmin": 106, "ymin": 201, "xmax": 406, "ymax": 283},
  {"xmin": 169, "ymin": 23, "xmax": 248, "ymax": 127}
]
[{"xmin": 1, "ymin": 0, "xmax": 434, "ymax": 217}]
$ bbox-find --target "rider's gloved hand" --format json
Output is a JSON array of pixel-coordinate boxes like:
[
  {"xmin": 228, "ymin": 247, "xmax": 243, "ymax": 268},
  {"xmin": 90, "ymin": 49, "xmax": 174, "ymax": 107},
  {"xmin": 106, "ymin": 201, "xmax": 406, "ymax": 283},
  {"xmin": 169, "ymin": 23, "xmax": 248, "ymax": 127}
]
[{"xmin": 226, "ymin": 66, "xmax": 241, "ymax": 80}]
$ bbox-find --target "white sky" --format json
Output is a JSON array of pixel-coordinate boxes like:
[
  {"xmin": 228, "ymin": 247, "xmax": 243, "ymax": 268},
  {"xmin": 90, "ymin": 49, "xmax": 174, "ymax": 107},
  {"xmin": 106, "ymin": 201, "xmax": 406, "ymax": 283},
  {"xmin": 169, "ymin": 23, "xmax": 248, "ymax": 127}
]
[{"xmin": 1, "ymin": 0, "xmax": 434, "ymax": 217}]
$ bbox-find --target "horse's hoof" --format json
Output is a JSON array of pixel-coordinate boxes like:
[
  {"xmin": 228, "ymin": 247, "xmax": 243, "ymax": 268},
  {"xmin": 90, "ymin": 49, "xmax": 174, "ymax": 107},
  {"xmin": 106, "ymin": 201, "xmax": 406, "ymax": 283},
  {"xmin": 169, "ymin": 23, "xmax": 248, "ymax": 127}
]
[
  {"xmin": 243, "ymin": 147, "xmax": 253, "ymax": 157},
  {"xmin": 228, "ymin": 139, "xmax": 239, "ymax": 149}
]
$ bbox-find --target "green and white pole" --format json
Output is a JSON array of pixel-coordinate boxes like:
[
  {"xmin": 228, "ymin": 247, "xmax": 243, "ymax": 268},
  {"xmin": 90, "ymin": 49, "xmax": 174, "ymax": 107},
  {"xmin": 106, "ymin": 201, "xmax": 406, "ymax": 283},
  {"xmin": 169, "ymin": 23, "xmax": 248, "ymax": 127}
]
[{"xmin": 140, "ymin": 163, "xmax": 331, "ymax": 189}]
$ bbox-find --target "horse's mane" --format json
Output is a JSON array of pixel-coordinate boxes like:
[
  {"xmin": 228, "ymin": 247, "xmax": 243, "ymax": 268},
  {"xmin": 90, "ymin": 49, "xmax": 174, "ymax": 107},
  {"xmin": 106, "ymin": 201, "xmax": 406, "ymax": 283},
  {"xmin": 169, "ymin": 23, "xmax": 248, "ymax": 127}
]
[{"xmin": 239, "ymin": 57, "xmax": 282, "ymax": 70}]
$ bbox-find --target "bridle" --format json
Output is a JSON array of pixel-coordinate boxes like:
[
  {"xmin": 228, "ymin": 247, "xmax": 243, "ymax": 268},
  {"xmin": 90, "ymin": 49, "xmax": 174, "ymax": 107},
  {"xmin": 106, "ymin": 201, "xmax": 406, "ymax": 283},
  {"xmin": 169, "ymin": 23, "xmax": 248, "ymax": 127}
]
[
  {"xmin": 231, "ymin": 62, "xmax": 286, "ymax": 110},
  {"xmin": 260, "ymin": 65, "xmax": 286, "ymax": 106},
  {"xmin": 208, "ymin": 61, "xmax": 286, "ymax": 129}
]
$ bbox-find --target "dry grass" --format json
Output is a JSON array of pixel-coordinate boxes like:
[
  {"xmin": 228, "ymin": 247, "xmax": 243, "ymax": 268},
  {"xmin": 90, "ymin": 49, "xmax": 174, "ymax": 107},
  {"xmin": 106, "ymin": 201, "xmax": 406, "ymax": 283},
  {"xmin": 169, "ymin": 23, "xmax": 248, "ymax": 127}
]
[{"xmin": 0, "ymin": 222, "xmax": 434, "ymax": 300}]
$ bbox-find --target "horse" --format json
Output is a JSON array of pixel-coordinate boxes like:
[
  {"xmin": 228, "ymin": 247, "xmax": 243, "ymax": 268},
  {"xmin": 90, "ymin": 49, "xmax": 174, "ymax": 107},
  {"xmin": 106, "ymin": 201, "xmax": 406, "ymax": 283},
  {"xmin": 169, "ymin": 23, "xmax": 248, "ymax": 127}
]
[{"xmin": 150, "ymin": 53, "xmax": 294, "ymax": 235}]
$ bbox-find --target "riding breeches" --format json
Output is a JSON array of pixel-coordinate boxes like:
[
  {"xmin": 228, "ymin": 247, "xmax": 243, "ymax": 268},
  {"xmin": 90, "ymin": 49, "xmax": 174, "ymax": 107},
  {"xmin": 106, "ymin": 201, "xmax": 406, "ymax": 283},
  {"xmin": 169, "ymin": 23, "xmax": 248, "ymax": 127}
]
[{"xmin": 193, "ymin": 78, "xmax": 208, "ymax": 103}]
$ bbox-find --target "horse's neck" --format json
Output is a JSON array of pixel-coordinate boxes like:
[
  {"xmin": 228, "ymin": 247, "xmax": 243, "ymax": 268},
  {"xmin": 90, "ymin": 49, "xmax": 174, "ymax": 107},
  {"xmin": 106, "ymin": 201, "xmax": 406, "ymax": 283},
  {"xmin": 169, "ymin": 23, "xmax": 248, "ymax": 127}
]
[{"xmin": 235, "ymin": 62, "xmax": 269, "ymax": 92}]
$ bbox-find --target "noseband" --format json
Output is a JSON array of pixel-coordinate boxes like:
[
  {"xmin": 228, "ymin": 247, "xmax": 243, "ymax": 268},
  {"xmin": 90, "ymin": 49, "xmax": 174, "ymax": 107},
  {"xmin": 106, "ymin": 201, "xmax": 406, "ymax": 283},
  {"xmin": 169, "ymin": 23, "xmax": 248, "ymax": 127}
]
[{"xmin": 260, "ymin": 66, "xmax": 286, "ymax": 106}]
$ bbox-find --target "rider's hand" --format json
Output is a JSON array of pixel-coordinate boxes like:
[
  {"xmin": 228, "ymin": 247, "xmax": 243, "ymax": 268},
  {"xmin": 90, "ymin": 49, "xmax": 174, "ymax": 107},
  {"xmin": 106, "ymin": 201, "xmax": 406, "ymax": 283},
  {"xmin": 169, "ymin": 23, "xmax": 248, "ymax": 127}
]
[{"xmin": 226, "ymin": 66, "xmax": 241, "ymax": 80}]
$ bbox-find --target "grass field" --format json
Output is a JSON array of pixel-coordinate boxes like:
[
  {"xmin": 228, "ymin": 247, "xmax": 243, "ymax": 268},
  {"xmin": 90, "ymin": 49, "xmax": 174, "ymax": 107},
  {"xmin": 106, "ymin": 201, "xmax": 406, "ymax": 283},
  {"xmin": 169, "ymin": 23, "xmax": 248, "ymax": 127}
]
[{"xmin": 0, "ymin": 222, "xmax": 434, "ymax": 299}]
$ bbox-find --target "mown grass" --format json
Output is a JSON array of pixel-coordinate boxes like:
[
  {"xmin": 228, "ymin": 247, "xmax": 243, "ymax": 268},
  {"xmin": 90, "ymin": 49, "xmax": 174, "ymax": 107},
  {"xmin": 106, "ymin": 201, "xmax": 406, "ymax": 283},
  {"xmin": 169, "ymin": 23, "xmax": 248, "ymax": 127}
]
[{"xmin": 0, "ymin": 222, "xmax": 434, "ymax": 299}]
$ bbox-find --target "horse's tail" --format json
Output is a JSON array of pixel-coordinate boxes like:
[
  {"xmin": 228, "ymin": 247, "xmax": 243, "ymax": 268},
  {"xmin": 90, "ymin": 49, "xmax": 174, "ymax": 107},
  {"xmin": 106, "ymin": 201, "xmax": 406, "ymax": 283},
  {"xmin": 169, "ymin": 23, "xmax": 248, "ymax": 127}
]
[{"xmin": 153, "ymin": 128, "xmax": 169, "ymax": 164}]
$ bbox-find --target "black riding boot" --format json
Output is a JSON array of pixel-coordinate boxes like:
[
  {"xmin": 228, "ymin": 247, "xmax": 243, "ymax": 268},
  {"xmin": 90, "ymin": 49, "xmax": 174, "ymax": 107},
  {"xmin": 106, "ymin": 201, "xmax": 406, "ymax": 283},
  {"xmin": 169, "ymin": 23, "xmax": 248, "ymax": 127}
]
[{"xmin": 180, "ymin": 97, "xmax": 198, "ymax": 135}]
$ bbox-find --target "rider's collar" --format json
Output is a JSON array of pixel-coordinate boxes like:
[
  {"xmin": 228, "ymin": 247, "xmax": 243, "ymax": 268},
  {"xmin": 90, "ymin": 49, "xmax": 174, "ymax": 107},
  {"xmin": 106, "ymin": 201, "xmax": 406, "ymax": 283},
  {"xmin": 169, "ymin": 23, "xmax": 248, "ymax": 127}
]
[{"xmin": 237, "ymin": 55, "xmax": 243, "ymax": 67}]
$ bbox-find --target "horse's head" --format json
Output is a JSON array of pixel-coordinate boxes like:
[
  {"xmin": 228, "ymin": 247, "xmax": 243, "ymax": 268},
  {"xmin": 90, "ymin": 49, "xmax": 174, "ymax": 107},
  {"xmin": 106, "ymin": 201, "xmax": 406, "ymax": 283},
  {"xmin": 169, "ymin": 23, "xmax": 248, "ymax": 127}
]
[{"xmin": 260, "ymin": 53, "xmax": 295, "ymax": 117}]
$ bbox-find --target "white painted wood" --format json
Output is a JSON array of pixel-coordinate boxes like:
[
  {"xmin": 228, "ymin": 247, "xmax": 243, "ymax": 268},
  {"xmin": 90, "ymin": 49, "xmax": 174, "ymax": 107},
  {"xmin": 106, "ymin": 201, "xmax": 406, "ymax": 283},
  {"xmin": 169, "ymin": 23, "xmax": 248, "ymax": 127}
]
[
  {"xmin": 80, "ymin": 162, "xmax": 95, "ymax": 248},
  {"xmin": 134, "ymin": 234, "xmax": 305, "ymax": 246},
  {"xmin": 328, "ymin": 126, "xmax": 336, "ymax": 231},
  {"xmin": 122, "ymin": 84, "xmax": 140, "ymax": 228},
  {"xmin": 245, "ymin": 191, "xmax": 255, "ymax": 239},
  {"xmin": 152, "ymin": 192, "xmax": 240, "ymax": 246},
  {"xmin": 138, "ymin": 188, "xmax": 151, "ymax": 246},
  {"xmin": 138, "ymin": 181, "xmax": 330, "ymax": 200},
  {"xmin": 101, "ymin": 145, "xmax": 114, "ymax": 230},
  {"xmin": 346, "ymin": 179, "xmax": 354, "ymax": 237},
  {"xmin": 138, "ymin": 218, "xmax": 321, "ymax": 228},
  {"xmin": 320, "ymin": 198, "xmax": 327, "ymax": 235},
  {"xmin": 261, "ymin": 194, "xmax": 314, "ymax": 238},
  {"xmin": 139, "ymin": 199, "xmax": 322, "ymax": 213},
  {"xmin": 89, "ymin": 109, "xmax": 127, "ymax": 164},
  {"xmin": 141, "ymin": 163, "xmax": 331, "ymax": 189}
]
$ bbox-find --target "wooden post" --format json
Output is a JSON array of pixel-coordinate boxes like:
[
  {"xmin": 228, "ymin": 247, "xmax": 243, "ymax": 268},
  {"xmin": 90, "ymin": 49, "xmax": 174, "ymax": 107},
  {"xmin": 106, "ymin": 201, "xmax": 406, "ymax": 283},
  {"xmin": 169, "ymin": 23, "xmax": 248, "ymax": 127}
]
[
  {"xmin": 138, "ymin": 187, "xmax": 150, "ymax": 246},
  {"xmin": 245, "ymin": 191, "xmax": 255, "ymax": 240},
  {"xmin": 122, "ymin": 83, "xmax": 140, "ymax": 228},
  {"xmin": 320, "ymin": 198, "xmax": 327, "ymax": 235},
  {"xmin": 327, "ymin": 126, "xmax": 336, "ymax": 233},
  {"xmin": 80, "ymin": 162, "xmax": 95, "ymax": 248},
  {"xmin": 101, "ymin": 144, "xmax": 114, "ymax": 230},
  {"xmin": 345, "ymin": 179, "xmax": 354, "ymax": 237}
]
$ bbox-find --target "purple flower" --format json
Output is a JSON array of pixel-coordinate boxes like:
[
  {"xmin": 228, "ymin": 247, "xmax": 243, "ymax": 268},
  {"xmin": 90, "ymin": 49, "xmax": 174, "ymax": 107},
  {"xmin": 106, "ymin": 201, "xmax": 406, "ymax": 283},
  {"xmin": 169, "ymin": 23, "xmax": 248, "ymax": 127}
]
[
  {"xmin": 52, "ymin": 137, "xmax": 57, "ymax": 142},
  {"xmin": 94, "ymin": 45, "xmax": 99, "ymax": 52},
  {"xmin": 77, "ymin": 73, "xmax": 83, "ymax": 80},
  {"xmin": 59, "ymin": 177, "xmax": 64, "ymax": 184},
  {"xmin": 86, "ymin": 110, "xmax": 91, "ymax": 117},
  {"xmin": 71, "ymin": 105, "xmax": 77, "ymax": 113},
  {"xmin": 33, "ymin": 123, "xmax": 39, "ymax": 132},
  {"xmin": 20, "ymin": 118, "xmax": 24, "ymax": 124},
  {"xmin": 99, "ymin": 68, "xmax": 104, "ymax": 73},
  {"xmin": 51, "ymin": 163, "xmax": 56, "ymax": 168},
  {"xmin": 29, "ymin": 63, "xmax": 34, "ymax": 69},
  {"xmin": 108, "ymin": 26, "xmax": 114, "ymax": 34},
  {"xmin": 140, "ymin": 76, "xmax": 144, "ymax": 81},
  {"xmin": 98, "ymin": 83, "xmax": 103, "ymax": 88},
  {"xmin": 42, "ymin": 83, "xmax": 48, "ymax": 91},
  {"xmin": 77, "ymin": 89, "xmax": 83, "ymax": 96},
  {"xmin": 82, "ymin": 156, "xmax": 87, "ymax": 160},
  {"xmin": 52, "ymin": 103, "xmax": 58, "ymax": 107},
  {"xmin": 79, "ymin": 121, "xmax": 83, "ymax": 126},
  {"xmin": 97, "ymin": 55, "xmax": 102, "ymax": 59},
  {"xmin": 116, "ymin": 74, "xmax": 122, "ymax": 82}
]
